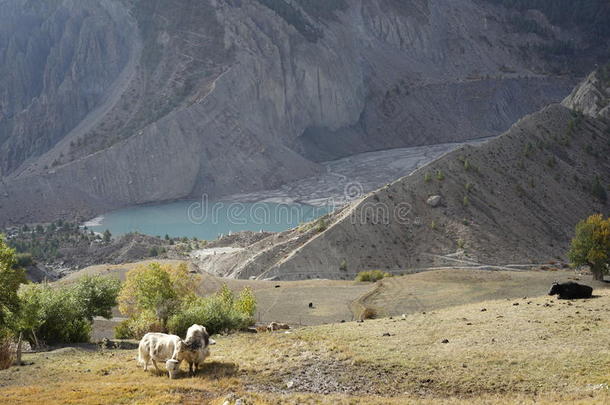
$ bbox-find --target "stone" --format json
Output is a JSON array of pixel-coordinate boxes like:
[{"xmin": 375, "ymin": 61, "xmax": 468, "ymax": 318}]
[{"xmin": 426, "ymin": 195, "xmax": 442, "ymax": 207}]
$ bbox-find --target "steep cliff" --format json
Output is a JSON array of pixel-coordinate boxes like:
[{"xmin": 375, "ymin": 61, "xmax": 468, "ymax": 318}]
[
  {"xmin": 0, "ymin": 0, "xmax": 606, "ymax": 225},
  {"xmin": 0, "ymin": 0, "xmax": 132, "ymax": 175}
]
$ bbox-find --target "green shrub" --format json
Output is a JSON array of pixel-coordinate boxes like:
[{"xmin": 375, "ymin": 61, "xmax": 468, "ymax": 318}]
[
  {"xmin": 167, "ymin": 285, "xmax": 256, "ymax": 337},
  {"xmin": 14, "ymin": 253, "xmax": 34, "ymax": 268},
  {"xmin": 18, "ymin": 284, "xmax": 91, "ymax": 345},
  {"xmin": 424, "ymin": 172, "xmax": 432, "ymax": 183},
  {"xmin": 355, "ymin": 270, "xmax": 392, "ymax": 282},
  {"xmin": 436, "ymin": 170, "xmax": 445, "ymax": 181},
  {"xmin": 591, "ymin": 176, "xmax": 608, "ymax": 202},
  {"xmin": 1, "ymin": 236, "xmax": 25, "ymax": 330},
  {"xmin": 463, "ymin": 159, "xmax": 476, "ymax": 171},
  {"xmin": 114, "ymin": 310, "xmax": 164, "ymax": 340},
  {"xmin": 314, "ymin": 218, "xmax": 328, "ymax": 233},
  {"xmin": 585, "ymin": 144, "xmax": 597, "ymax": 156},
  {"xmin": 71, "ymin": 275, "xmax": 121, "ymax": 321},
  {"xmin": 567, "ymin": 119, "xmax": 576, "ymax": 134},
  {"xmin": 339, "ymin": 259, "xmax": 348, "ymax": 271},
  {"xmin": 16, "ymin": 275, "xmax": 119, "ymax": 346},
  {"xmin": 114, "ymin": 320, "xmax": 133, "ymax": 339}
]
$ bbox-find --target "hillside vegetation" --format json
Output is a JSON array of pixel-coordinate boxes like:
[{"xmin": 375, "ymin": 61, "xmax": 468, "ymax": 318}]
[{"xmin": 1, "ymin": 223, "xmax": 205, "ymax": 281}]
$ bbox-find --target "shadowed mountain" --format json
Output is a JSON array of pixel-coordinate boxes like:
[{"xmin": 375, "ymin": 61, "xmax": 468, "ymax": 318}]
[{"xmin": 1, "ymin": 0, "xmax": 608, "ymax": 225}]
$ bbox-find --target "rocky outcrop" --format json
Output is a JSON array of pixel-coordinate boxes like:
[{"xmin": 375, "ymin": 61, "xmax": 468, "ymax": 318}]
[
  {"xmin": 562, "ymin": 64, "xmax": 610, "ymax": 119},
  {"xmin": 0, "ymin": 0, "xmax": 603, "ymax": 225}
]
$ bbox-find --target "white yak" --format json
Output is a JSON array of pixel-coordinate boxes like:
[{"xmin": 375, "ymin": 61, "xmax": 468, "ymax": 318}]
[{"xmin": 138, "ymin": 332, "xmax": 185, "ymax": 379}]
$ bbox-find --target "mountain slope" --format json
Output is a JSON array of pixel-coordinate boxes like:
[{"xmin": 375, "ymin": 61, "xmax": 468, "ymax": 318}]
[
  {"xmin": 2, "ymin": 0, "xmax": 605, "ymax": 225},
  {"xmin": 197, "ymin": 70, "xmax": 610, "ymax": 280},
  {"xmin": 0, "ymin": 0, "xmax": 134, "ymax": 175},
  {"xmin": 562, "ymin": 64, "xmax": 610, "ymax": 120}
]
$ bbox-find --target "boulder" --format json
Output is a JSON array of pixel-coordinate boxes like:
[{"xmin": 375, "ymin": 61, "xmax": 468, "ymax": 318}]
[{"xmin": 427, "ymin": 195, "xmax": 442, "ymax": 207}]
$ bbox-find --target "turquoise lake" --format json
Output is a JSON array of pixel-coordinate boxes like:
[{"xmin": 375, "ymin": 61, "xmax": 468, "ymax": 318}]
[{"xmin": 85, "ymin": 200, "xmax": 332, "ymax": 240}]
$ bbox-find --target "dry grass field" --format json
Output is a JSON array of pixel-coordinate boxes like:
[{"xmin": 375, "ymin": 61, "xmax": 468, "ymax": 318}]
[
  {"xmin": 60, "ymin": 260, "xmax": 373, "ymax": 329},
  {"xmin": 359, "ymin": 268, "xmax": 596, "ymax": 317},
  {"xmin": 2, "ymin": 286, "xmax": 610, "ymax": 404},
  {"xmin": 61, "ymin": 261, "xmax": 596, "ymax": 336}
]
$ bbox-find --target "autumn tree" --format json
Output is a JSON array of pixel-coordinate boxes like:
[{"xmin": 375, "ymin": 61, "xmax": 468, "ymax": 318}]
[
  {"xmin": 118, "ymin": 262, "xmax": 198, "ymax": 326},
  {"xmin": 568, "ymin": 214, "xmax": 610, "ymax": 281}
]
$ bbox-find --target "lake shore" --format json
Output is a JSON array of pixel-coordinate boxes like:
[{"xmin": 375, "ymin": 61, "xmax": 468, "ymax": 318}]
[{"xmin": 84, "ymin": 139, "xmax": 490, "ymax": 238}]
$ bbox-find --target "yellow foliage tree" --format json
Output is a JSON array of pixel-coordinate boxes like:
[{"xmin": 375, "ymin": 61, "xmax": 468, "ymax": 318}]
[
  {"xmin": 568, "ymin": 214, "xmax": 610, "ymax": 281},
  {"xmin": 118, "ymin": 262, "xmax": 198, "ymax": 325}
]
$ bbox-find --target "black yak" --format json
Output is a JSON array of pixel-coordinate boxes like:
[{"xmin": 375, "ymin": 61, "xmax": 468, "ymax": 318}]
[{"xmin": 548, "ymin": 282, "xmax": 593, "ymax": 299}]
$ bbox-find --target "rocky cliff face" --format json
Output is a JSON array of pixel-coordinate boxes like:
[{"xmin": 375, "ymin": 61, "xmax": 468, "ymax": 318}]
[
  {"xmin": 0, "ymin": 0, "xmax": 604, "ymax": 225},
  {"xmin": 0, "ymin": 0, "xmax": 132, "ymax": 175},
  {"xmin": 196, "ymin": 71, "xmax": 610, "ymax": 280},
  {"xmin": 562, "ymin": 64, "xmax": 610, "ymax": 120}
]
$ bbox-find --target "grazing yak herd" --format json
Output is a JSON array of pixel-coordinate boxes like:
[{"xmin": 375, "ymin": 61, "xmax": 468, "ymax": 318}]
[
  {"xmin": 137, "ymin": 322, "xmax": 290, "ymax": 378},
  {"xmin": 136, "ymin": 282, "xmax": 594, "ymax": 379},
  {"xmin": 138, "ymin": 324, "xmax": 216, "ymax": 379}
]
